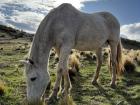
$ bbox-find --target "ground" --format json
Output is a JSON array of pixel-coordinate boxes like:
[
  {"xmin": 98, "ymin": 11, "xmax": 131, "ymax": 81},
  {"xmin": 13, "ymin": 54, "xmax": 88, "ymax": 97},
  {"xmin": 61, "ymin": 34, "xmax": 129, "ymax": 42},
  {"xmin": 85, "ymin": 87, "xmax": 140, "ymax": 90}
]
[{"xmin": 0, "ymin": 31, "xmax": 140, "ymax": 105}]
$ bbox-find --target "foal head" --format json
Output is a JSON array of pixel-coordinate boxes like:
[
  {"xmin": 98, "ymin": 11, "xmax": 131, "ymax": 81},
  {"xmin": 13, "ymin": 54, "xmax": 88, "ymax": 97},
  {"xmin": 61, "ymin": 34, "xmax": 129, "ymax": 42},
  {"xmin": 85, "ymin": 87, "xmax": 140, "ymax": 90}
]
[{"xmin": 21, "ymin": 58, "xmax": 50, "ymax": 104}]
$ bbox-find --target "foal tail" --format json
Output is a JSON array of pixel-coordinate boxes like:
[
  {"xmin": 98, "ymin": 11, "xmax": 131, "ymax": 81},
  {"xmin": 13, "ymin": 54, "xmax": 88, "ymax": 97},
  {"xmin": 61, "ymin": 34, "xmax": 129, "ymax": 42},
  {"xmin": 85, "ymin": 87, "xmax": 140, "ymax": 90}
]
[{"xmin": 109, "ymin": 40, "xmax": 124, "ymax": 75}]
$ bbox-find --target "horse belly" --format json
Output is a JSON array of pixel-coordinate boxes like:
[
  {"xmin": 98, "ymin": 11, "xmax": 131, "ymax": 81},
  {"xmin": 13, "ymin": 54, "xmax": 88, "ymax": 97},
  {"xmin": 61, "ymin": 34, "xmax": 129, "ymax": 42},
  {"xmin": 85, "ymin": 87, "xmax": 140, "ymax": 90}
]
[
  {"xmin": 74, "ymin": 43, "xmax": 96, "ymax": 51},
  {"xmin": 74, "ymin": 20, "xmax": 109, "ymax": 51},
  {"xmin": 74, "ymin": 37, "xmax": 105, "ymax": 51}
]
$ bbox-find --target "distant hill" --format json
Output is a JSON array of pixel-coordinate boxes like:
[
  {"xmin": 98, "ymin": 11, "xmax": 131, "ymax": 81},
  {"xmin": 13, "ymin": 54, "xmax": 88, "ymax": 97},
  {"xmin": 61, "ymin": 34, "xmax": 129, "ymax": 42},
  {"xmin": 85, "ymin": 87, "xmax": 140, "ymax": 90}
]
[
  {"xmin": 0, "ymin": 24, "xmax": 140, "ymax": 50},
  {"xmin": 0, "ymin": 25, "xmax": 33, "ymax": 39},
  {"xmin": 121, "ymin": 38, "xmax": 140, "ymax": 50}
]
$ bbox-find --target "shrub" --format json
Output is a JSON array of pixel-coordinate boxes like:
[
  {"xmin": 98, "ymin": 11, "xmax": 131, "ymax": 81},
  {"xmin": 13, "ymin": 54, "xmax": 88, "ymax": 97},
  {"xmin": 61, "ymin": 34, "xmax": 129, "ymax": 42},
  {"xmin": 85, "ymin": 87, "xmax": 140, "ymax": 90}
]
[
  {"xmin": 123, "ymin": 58, "xmax": 136, "ymax": 73},
  {"xmin": 69, "ymin": 53, "xmax": 80, "ymax": 72},
  {"xmin": 69, "ymin": 53, "xmax": 80, "ymax": 81}
]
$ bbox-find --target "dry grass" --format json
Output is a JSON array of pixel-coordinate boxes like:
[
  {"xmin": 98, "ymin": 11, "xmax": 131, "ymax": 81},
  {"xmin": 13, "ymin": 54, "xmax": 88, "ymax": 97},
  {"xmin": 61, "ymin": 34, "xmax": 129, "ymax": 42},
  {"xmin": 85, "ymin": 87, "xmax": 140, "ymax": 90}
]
[
  {"xmin": 124, "ymin": 59, "xmax": 136, "ymax": 73},
  {"xmin": 136, "ymin": 57, "xmax": 140, "ymax": 66},
  {"xmin": 0, "ymin": 80, "xmax": 5, "ymax": 96},
  {"xmin": 58, "ymin": 95, "xmax": 76, "ymax": 105},
  {"xmin": 69, "ymin": 53, "xmax": 80, "ymax": 72},
  {"xmin": 103, "ymin": 48, "xmax": 110, "ymax": 63},
  {"xmin": 68, "ymin": 53, "xmax": 80, "ymax": 81},
  {"xmin": 118, "ymin": 49, "xmax": 140, "ymax": 75},
  {"xmin": 134, "ymin": 50, "xmax": 140, "ymax": 66}
]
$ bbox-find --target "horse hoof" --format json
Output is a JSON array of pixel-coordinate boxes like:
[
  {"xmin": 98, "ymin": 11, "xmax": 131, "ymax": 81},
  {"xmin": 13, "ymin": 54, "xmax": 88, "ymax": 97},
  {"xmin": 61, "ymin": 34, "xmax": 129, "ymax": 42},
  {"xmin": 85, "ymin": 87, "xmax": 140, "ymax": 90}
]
[
  {"xmin": 61, "ymin": 89, "xmax": 71, "ymax": 97},
  {"xmin": 110, "ymin": 84, "xmax": 116, "ymax": 89},
  {"xmin": 61, "ymin": 90, "xmax": 68, "ymax": 98},
  {"xmin": 92, "ymin": 80, "xmax": 98, "ymax": 85},
  {"xmin": 46, "ymin": 96, "xmax": 58, "ymax": 105}
]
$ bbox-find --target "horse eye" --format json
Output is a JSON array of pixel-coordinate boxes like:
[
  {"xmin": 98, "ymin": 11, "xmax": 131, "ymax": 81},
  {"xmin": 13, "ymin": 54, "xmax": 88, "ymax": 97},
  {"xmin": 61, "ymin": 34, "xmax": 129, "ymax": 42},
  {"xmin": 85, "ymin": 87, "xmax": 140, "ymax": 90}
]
[
  {"xmin": 28, "ymin": 59, "xmax": 34, "ymax": 65},
  {"xmin": 30, "ymin": 77, "xmax": 37, "ymax": 82}
]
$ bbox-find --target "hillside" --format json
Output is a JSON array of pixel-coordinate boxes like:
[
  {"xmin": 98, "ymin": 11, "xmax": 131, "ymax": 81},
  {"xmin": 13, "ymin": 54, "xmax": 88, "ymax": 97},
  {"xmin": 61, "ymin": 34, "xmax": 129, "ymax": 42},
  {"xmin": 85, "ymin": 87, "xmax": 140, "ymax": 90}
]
[
  {"xmin": 0, "ymin": 25, "xmax": 140, "ymax": 50},
  {"xmin": 121, "ymin": 38, "xmax": 140, "ymax": 50},
  {"xmin": 0, "ymin": 25, "xmax": 33, "ymax": 39},
  {"xmin": 0, "ymin": 25, "xmax": 140, "ymax": 105}
]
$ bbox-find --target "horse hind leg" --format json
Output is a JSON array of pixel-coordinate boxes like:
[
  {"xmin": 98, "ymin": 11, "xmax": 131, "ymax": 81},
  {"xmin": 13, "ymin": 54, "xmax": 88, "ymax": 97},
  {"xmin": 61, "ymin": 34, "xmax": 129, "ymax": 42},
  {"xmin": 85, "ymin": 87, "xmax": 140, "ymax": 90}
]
[
  {"xmin": 110, "ymin": 42, "xmax": 118, "ymax": 88},
  {"xmin": 92, "ymin": 48, "xmax": 102, "ymax": 85}
]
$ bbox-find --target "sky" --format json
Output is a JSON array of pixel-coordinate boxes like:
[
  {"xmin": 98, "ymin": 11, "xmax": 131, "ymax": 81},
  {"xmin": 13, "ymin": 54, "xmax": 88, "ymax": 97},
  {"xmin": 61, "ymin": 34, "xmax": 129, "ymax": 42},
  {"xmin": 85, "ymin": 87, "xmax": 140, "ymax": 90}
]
[{"xmin": 0, "ymin": 0, "xmax": 140, "ymax": 41}]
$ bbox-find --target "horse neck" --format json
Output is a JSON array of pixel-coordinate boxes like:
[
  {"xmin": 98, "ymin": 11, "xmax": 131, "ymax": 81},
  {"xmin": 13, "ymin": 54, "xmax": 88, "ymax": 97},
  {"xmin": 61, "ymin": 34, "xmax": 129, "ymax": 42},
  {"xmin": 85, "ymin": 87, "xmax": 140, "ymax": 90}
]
[{"xmin": 29, "ymin": 32, "xmax": 52, "ymax": 67}]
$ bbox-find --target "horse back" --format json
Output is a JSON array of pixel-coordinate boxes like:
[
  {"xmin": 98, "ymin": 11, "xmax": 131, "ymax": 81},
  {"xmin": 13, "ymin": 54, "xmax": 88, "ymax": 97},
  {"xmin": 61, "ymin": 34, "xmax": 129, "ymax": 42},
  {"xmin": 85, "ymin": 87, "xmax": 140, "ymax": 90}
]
[
  {"xmin": 44, "ymin": 4, "xmax": 120, "ymax": 50},
  {"xmin": 98, "ymin": 12, "xmax": 120, "ymax": 40}
]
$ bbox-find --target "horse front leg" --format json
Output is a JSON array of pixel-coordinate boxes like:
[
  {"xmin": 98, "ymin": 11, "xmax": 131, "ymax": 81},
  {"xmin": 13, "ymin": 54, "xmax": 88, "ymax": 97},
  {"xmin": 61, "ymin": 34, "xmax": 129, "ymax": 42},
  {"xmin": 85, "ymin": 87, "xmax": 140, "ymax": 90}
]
[
  {"xmin": 59, "ymin": 46, "xmax": 72, "ymax": 96},
  {"xmin": 47, "ymin": 67, "xmax": 63, "ymax": 103},
  {"xmin": 48, "ymin": 46, "xmax": 72, "ymax": 103},
  {"xmin": 92, "ymin": 48, "xmax": 102, "ymax": 85}
]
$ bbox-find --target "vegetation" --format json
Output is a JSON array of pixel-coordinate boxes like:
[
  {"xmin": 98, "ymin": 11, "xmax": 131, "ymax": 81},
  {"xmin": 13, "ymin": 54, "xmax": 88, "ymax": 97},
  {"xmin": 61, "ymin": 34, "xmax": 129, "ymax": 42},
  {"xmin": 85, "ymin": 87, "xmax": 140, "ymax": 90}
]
[{"xmin": 0, "ymin": 25, "xmax": 140, "ymax": 105}]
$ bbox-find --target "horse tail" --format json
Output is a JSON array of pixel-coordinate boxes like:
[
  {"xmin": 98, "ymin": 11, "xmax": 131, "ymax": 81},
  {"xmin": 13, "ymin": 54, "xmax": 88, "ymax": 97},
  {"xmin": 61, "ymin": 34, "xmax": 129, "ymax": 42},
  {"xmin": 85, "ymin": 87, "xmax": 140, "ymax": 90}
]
[
  {"xmin": 109, "ymin": 40, "xmax": 124, "ymax": 76},
  {"xmin": 116, "ymin": 40, "xmax": 124, "ymax": 75}
]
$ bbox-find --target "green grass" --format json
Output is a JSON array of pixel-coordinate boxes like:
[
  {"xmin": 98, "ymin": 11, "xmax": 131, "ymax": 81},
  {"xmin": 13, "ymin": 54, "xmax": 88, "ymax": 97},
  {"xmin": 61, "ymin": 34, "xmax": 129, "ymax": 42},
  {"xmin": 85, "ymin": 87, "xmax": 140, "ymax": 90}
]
[
  {"xmin": 71, "ymin": 62, "xmax": 140, "ymax": 105},
  {"xmin": 0, "ymin": 37, "xmax": 140, "ymax": 105}
]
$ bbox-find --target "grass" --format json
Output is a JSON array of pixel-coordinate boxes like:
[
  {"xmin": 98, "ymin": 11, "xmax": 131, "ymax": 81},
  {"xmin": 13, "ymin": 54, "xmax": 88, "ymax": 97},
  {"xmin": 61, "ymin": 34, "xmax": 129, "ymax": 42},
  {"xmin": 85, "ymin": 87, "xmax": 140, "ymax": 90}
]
[
  {"xmin": 0, "ymin": 35, "xmax": 140, "ymax": 105},
  {"xmin": 71, "ymin": 61, "xmax": 140, "ymax": 105}
]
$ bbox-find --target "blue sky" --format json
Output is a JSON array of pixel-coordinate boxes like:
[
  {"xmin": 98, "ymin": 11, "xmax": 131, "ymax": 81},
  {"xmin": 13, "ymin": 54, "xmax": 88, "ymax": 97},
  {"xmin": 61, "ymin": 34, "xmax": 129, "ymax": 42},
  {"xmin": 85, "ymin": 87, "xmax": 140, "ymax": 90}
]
[
  {"xmin": 82, "ymin": 0, "xmax": 140, "ymax": 25},
  {"xmin": 0, "ymin": 0, "xmax": 140, "ymax": 41}
]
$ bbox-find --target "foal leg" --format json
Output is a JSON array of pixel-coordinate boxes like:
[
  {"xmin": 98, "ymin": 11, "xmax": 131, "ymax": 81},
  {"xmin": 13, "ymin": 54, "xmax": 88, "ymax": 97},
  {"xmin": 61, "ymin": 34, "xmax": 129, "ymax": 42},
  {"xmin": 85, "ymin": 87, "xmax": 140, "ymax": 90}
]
[
  {"xmin": 110, "ymin": 42, "xmax": 118, "ymax": 88},
  {"xmin": 92, "ymin": 48, "xmax": 102, "ymax": 85}
]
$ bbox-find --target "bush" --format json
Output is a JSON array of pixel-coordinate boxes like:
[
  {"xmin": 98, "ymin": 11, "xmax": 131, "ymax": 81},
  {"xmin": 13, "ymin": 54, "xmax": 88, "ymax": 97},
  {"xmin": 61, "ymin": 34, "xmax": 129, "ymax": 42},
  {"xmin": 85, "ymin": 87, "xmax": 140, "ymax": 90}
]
[
  {"xmin": 123, "ymin": 58, "xmax": 136, "ymax": 73},
  {"xmin": 69, "ymin": 53, "xmax": 80, "ymax": 81}
]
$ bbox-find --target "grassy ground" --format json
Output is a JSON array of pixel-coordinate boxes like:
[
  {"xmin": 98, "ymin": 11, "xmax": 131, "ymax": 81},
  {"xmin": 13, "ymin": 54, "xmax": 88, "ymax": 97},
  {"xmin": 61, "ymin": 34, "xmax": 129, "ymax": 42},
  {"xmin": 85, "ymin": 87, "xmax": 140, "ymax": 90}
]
[{"xmin": 0, "ymin": 37, "xmax": 140, "ymax": 105}]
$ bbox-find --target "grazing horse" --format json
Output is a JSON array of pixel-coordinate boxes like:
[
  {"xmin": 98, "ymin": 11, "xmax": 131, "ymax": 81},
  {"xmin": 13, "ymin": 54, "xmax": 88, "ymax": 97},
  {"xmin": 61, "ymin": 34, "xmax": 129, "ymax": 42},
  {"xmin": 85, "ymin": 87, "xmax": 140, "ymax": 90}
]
[{"xmin": 21, "ymin": 3, "xmax": 123, "ymax": 104}]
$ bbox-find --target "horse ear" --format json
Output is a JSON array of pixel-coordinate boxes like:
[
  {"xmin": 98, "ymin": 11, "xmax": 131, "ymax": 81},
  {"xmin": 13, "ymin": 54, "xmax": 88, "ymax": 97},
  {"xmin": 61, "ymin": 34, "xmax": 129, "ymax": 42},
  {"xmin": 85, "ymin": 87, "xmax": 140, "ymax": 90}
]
[{"xmin": 19, "ymin": 60, "xmax": 29, "ymax": 65}]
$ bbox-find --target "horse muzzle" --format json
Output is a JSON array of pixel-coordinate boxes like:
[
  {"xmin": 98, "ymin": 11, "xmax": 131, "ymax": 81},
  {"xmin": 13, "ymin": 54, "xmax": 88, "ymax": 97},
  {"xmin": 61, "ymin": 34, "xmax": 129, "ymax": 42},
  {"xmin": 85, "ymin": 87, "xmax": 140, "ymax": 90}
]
[{"xmin": 27, "ymin": 96, "xmax": 43, "ymax": 105}]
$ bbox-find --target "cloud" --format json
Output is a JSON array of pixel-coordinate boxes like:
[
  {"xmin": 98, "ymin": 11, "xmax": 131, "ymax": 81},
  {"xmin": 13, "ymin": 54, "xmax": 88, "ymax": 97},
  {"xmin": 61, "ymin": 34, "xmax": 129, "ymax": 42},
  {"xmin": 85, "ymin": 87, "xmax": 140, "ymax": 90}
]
[
  {"xmin": 52, "ymin": 0, "xmax": 97, "ymax": 9},
  {"xmin": 0, "ymin": 0, "xmax": 97, "ymax": 33},
  {"xmin": 0, "ymin": 0, "xmax": 51, "ymax": 33},
  {"xmin": 121, "ymin": 23, "xmax": 140, "ymax": 41},
  {"xmin": 1, "ymin": 0, "xmax": 139, "ymax": 41},
  {"xmin": 0, "ymin": 0, "xmax": 139, "ymax": 42}
]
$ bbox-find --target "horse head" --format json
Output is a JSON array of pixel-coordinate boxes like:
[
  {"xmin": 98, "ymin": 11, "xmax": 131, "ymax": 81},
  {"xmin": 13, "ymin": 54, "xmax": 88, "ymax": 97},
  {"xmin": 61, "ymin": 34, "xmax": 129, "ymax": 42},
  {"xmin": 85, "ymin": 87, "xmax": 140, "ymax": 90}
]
[{"xmin": 21, "ymin": 58, "xmax": 50, "ymax": 104}]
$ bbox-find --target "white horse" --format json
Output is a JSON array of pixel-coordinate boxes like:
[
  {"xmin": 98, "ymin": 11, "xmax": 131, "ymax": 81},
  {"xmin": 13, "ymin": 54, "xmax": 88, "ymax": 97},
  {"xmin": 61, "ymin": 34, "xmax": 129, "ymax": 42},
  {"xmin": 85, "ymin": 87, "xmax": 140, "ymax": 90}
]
[{"xmin": 21, "ymin": 3, "xmax": 123, "ymax": 104}]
